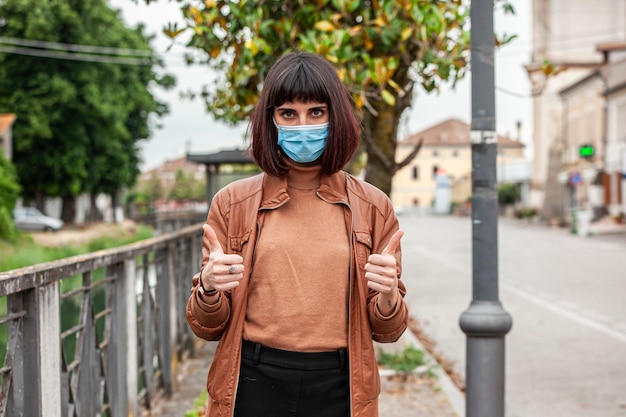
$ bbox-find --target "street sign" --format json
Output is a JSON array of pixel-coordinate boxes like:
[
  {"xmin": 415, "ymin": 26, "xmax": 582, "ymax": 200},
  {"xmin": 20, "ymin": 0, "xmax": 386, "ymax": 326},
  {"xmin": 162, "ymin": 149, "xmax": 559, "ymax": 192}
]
[{"xmin": 569, "ymin": 171, "xmax": 582, "ymax": 186}]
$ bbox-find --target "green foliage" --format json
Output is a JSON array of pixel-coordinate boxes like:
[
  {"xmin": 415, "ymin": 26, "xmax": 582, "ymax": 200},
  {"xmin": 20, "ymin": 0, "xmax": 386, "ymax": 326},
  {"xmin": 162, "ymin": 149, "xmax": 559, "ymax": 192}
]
[
  {"xmin": 514, "ymin": 207, "xmax": 538, "ymax": 219},
  {"xmin": 142, "ymin": 172, "xmax": 164, "ymax": 201},
  {"xmin": 168, "ymin": 169, "xmax": 194, "ymax": 201},
  {"xmin": 124, "ymin": 188, "xmax": 152, "ymax": 214},
  {"xmin": 377, "ymin": 344, "xmax": 426, "ymax": 374},
  {"xmin": 498, "ymin": 183, "xmax": 520, "ymax": 206},
  {"xmin": 0, "ymin": 224, "xmax": 154, "ymax": 272},
  {"xmin": 0, "ymin": 207, "xmax": 16, "ymax": 242},
  {"xmin": 86, "ymin": 225, "xmax": 153, "ymax": 252},
  {"xmin": 159, "ymin": 0, "xmax": 515, "ymax": 195},
  {"xmin": 168, "ymin": 1, "xmax": 471, "ymax": 124},
  {"xmin": 168, "ymin": 169, "xmax": 207, "ymax": 201},
  {"xmin": 0, "ymin": 153, "xmax": 21, "ymax": 241},
  {"xmin": 185, "ymin": 390, "xmax": 208, "ymax": 417},
  {"xmin": 0, "ymin": 0, "xmax": 173, "ymax": 212}
]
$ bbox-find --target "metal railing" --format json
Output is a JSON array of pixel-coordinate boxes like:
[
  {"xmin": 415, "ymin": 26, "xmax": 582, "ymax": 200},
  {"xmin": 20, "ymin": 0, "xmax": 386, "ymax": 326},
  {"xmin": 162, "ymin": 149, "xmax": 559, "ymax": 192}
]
[{"xmin": 0, "ymin": 222, "xmax": 203, "ymax": 417}]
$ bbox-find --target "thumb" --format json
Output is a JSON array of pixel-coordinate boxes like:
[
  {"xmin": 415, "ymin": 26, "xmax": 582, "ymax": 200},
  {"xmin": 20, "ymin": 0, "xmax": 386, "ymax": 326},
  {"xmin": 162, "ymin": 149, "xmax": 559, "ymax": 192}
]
[
  {"xmin": 381, "ymin": 230, "xmax": 404, "ymax": 256},
  {"xmin": 203, "ymin": 224, "xmax": 224, "ymax": 254}
]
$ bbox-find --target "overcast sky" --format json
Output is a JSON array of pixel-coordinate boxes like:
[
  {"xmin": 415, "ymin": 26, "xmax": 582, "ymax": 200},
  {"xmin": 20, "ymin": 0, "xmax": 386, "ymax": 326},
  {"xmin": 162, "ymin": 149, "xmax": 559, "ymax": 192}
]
[{"xmin": 108, "ymin": 0, "xmax": 533, "ymax": 171}]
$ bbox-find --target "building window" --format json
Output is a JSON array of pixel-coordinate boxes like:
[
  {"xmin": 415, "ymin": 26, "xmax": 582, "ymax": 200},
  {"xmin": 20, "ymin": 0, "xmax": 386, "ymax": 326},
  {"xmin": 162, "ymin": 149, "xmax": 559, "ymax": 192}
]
[
  {"xmin": 412, "ymin": 166, "xmax": 419, "ymax": 180},
  {"xmin": 452, "ymin": 150, "xmax": 459, "ymax": 157},
  {"xmin": 432, "ymin": 150, "xmax": 439, "ymax": 157}
]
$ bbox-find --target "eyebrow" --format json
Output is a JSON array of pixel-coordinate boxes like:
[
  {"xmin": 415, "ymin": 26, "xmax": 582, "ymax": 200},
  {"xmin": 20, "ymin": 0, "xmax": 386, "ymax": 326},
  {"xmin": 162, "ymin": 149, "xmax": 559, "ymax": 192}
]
[{"xmin": 276, "ymin": 104, "xmax": 328, "ymax": 111}]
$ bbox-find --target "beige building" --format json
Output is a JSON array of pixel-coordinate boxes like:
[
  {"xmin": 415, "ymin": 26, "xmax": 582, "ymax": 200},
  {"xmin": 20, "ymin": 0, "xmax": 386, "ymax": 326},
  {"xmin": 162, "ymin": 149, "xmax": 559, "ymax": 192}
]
[
  {"xmin": 527, "ymin": 0, "xmax": 626, "ymax": 219},
  {"xmin": 558, "ymin": 45, "xmax": 626, "ymax": 221},
  {"xmin": 139, "ymin": 155, "xmax": 206, "ymax": 191},
  {"xmin": 604, "ymin": 52, "xmax": 626, "ymax": 219},
  {"xmin": 392, "ymin": 118, "xmax": 525, "ymax": 211}
]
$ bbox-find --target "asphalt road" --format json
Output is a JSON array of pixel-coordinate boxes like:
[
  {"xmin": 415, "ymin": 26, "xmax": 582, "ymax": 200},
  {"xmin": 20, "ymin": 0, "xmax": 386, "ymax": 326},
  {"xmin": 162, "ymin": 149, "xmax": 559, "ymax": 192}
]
[{"xmin": 398, "ymin": 213, "xmax": 626, "ymax": 417}]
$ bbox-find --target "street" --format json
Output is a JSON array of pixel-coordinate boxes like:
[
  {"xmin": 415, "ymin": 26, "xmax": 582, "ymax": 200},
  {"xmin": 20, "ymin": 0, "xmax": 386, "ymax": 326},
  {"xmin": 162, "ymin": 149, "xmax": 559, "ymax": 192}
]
[{"xmin": 398, "ymin": 213, "xmax": 626, "ymax": 417}]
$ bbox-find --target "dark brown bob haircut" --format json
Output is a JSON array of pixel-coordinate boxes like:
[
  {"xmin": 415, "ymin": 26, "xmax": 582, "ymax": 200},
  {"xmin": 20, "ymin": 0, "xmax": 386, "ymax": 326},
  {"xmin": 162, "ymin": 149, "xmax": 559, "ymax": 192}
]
[{"xmin": 249, "ymin": 52, "xmax": 361, "ymax": 177}]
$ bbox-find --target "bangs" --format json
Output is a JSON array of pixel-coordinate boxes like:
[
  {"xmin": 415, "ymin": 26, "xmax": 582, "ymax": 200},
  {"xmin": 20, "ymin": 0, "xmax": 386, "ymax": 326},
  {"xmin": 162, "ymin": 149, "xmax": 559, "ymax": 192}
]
[{"xmin": 266, "ymin": 63, "xmax": 330, "ymax": 106}]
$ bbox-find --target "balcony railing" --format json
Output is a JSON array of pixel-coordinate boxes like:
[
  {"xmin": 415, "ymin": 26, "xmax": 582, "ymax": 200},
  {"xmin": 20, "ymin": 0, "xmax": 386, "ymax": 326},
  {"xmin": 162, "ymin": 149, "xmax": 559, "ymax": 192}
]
[{"xmin": 0, "ymin": 222, "xmax": 203, "ymax": 417}]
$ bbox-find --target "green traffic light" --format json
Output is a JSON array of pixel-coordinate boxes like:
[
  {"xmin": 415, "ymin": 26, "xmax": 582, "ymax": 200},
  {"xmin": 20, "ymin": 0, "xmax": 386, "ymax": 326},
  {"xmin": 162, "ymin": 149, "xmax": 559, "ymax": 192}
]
[{"xmin": 579, "ymin": 145, "xmax": 595, "ymax": 158}]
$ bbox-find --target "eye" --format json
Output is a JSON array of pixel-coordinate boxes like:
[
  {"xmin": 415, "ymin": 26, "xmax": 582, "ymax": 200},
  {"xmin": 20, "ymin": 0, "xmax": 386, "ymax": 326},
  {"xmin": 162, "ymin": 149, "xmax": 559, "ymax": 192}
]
[
  {"xmin": 310, "ymin": 107, "xmax": 326, "ymax": 118},
  {"xmin": 279, "ymin": 109, "xmax": 295, "ymax": 119}
]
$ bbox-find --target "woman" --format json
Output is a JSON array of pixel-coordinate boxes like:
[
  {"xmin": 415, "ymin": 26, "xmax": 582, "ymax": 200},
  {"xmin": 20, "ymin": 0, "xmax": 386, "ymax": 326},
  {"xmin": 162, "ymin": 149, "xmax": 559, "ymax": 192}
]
[{"xmin": 186, "ymin": 51, "xmax": 408, "ymax": 417}]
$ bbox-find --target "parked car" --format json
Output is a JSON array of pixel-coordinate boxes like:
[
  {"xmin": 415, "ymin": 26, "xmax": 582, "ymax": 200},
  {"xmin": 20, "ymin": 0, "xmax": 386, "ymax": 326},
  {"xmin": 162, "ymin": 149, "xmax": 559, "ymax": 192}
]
[{"xmin": 13, "ymin": 207, "xmax": 64, "ymax": 232}]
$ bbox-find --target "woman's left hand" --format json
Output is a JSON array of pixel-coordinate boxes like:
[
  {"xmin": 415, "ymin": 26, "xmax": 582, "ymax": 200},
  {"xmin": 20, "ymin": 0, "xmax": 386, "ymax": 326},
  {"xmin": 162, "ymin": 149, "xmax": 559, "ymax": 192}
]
[{"xmin": 364, "ymin": 230, "xmax": 404, "ymax": 314}]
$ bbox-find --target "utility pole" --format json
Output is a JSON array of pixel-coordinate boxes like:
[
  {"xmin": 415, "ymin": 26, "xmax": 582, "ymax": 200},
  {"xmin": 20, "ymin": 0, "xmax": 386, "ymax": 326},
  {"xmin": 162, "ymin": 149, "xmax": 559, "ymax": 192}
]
[{"xmin": 459, "ymin": 1, "xmax": 513, "ymax": 417}]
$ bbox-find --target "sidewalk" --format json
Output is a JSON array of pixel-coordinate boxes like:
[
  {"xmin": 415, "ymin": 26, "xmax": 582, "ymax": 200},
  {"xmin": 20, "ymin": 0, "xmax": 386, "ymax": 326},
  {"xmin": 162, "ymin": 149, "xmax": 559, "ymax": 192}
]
[
  {"xmin": 149, "ymin": 329, "xmax": 463, "ymax": 417},
  {"xmin": 588, "ymin": 215, "xmax": 626, "ymax": 236}
]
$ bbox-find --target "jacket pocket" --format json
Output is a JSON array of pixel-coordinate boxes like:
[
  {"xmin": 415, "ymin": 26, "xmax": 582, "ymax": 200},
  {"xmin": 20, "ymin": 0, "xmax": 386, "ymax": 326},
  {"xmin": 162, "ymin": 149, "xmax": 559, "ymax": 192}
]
[
  {"xmin": 354, "ymin": 231, "xmax": 372, "ymax": 271},
  {"xmin": 229, "ymin": 231, "xmax": 251, "ymax": 254}
]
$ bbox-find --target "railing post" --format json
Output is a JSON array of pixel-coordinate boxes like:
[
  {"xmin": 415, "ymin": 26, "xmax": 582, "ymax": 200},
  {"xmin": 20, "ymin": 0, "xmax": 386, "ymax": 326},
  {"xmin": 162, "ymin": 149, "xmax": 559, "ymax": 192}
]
[
  {"xmin": 7, "ymin": 293, "xmax": 25, "ymax": 416},
  {"xmin": 22, "ymin": 282, "xmax": 62, "ymax": 417},
  {"xmin": 157, "ymin": 247, "xmax": 173, "ymax": 395},
  {"xmin": 108, "ymin": 260, "xmax": 139, "ymax": 417}
]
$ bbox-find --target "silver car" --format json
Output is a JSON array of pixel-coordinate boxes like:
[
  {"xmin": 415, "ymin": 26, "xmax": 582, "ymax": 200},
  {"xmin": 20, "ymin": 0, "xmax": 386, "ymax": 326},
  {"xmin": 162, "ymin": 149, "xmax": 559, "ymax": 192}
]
[{"xmin": 13, "ymin": 207, "xmax": 64, "ymax": 232}]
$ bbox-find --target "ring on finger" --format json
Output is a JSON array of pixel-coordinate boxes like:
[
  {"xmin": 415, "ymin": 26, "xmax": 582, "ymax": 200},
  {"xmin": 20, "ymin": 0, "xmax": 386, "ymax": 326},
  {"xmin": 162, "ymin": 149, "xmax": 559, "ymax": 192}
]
[{"xmin": 228, "ymin": 265, "xmax": 236, "ymax": 274}]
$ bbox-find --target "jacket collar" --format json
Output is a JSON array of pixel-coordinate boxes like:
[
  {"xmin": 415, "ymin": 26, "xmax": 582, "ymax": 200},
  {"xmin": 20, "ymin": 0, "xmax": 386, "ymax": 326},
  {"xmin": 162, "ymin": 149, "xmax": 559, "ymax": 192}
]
[{"xmin": 260, "ymin": 170, "xmax": 348, "ymax": 209}]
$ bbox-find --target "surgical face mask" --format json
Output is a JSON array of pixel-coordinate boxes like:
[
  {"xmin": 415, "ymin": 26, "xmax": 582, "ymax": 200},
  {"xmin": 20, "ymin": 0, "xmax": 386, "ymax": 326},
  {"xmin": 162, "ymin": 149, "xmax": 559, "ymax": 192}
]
[{"xmin": 274, "ymin": 120, "xmax": 329, "ymax": 163}]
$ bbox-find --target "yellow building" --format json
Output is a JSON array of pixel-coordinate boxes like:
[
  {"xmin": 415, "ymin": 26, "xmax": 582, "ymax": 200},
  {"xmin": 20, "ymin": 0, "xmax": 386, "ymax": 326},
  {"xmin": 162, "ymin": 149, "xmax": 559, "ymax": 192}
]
[{"xmin": 392, "ymin": 118, "xmax": 526, "ymax": 211}]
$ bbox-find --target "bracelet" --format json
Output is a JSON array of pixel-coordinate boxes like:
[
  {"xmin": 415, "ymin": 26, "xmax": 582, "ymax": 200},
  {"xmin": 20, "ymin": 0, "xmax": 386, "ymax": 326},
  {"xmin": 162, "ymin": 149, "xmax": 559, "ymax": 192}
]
[{"xmin": 198, "ymin": 278, "xmax": 218, "ymax": 297}]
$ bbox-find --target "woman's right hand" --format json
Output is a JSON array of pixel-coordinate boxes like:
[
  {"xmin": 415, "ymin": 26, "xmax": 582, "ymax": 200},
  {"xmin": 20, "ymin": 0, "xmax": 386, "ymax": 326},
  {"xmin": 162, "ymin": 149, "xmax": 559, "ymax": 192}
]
[{"xmin": 200, "ymin": 224, "xmax": 245, "ymax": 292}]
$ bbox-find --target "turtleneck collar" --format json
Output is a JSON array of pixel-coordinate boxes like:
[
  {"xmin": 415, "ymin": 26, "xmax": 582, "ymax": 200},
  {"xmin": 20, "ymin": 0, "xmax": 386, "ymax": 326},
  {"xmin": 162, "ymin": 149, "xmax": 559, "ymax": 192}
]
[{"xmin": 286, "ymin": 164, "xmax": 322, "ymax": 191}]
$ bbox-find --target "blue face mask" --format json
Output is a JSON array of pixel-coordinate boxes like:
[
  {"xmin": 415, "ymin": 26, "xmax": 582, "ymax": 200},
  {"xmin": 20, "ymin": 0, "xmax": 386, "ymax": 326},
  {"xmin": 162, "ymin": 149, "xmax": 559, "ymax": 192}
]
[{"xmin": 275, "ymin": 120, "xmax": 329, "ymax": 163}]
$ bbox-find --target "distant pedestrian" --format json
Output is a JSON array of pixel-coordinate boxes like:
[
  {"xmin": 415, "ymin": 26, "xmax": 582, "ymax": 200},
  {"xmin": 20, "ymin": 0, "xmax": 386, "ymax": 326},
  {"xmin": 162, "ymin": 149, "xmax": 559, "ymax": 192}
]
[{"xmin": 186, "ymin": 51, "xmax": 408, "ymax": 417}]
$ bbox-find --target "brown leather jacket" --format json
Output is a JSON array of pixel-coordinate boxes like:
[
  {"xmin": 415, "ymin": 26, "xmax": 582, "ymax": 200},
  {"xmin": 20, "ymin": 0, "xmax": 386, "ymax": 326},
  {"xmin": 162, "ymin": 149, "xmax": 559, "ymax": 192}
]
[{"xmin": 186, "ymin": 170, "xmax": 408, "ymax": 417}]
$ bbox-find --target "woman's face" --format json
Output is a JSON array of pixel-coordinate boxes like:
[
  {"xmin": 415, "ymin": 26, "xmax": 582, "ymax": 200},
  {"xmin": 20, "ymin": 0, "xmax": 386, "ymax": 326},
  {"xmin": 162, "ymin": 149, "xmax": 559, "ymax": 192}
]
[{"xmin": 273, "ymin": 100, "xmax": 329, "ymax": 126}]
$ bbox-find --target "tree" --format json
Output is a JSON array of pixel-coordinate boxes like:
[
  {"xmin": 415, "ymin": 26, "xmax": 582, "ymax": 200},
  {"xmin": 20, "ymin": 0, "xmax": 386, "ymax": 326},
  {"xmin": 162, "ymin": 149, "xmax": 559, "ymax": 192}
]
[
  {"xmin": 0, "ymin": 0, "xmax": 173, "ymax": 222},
  {"xmin": 168, "ymin": 169, "xmax": 194, "ymax": 201},
  {"xmin": 0, "ymin": 153, "xmax": 21, "ymax": 241},
  {"xmin": 142, "ymin": 172, "xmax": 164, "ymax": 202},
  {"xmin": 156, "ymin": 0, "xmax": 514, "ymax": 195}
]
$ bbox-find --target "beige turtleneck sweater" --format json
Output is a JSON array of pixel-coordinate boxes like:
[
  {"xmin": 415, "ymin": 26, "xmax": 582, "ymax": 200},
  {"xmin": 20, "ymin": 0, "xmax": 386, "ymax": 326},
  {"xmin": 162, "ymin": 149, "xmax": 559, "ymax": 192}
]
[{"xmin": 242, "ymin": 165, "xmax": 350, "ymax": 352}]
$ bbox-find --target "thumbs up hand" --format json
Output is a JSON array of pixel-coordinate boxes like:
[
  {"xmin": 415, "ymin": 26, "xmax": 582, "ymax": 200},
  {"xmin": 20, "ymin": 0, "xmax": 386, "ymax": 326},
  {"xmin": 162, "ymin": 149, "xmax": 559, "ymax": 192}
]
[
  {"xmin": 200, "ymin": 224, "xmax": 244, "ymax": 294},
  {"xmin": 364, "ymin": 230, "xmax": 403, "ymax": 314}
]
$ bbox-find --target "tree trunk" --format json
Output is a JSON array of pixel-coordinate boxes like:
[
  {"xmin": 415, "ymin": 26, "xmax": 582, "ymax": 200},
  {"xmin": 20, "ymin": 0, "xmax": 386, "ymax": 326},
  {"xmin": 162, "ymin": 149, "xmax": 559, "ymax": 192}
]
[
  {"xmin": 361, "ymin": 47, "xmax": 417, "ymax": 196},
  {"xmin": 111, "ymin": 191, "xmax": 122, "ymax": 224},
  {"xmin": 34, "ymin": 191, "xmax": 45, "ymax": 212},
  {"xmin": 61, "ymin": 195, "xmax": 76, "ymax": 224},
  {"xmin": 86, "ymin": 192, "xmax": 99, "ymax": 223},
  {"xmin": 363, "ymin": 102, "xmax": 403, "ymax": 196}
]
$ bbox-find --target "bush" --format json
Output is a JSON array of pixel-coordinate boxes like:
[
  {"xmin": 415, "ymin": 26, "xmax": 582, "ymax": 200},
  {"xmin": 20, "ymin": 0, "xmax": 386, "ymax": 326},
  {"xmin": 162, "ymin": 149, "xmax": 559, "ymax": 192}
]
[
  {"xmin": 514, "ymin": 207, "xmax": 538, "ymax": 219},
  {"xmin": 0, "ymin": 154, "xmax": 21, "ymax": 241},
  {"xmin": 377, "ymin": 345, "xmax": 426, "ymax": 373},
  {"xmin": 498, "ymin": 183, "xmax": 520, "ymax": 206}
]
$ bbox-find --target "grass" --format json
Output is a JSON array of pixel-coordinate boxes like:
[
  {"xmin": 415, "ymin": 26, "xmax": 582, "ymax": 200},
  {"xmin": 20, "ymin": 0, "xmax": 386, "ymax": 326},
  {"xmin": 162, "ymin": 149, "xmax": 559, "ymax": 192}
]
[
  {"xmin": 185, "ymin": 390, "xmax": 208, "ymax": 417},
  {"xmin": 377, "ymin": 345, "xmax": 427, "ymax": 374},
  {"xmin": 0, "ymin": 224, "xmax": 154, "ymax": 273}
]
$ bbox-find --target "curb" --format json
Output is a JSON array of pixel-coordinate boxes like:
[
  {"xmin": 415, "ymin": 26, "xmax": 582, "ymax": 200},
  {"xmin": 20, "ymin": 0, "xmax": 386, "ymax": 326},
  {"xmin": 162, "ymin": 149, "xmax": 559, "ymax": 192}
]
[{"xmin": 383, "ymin": 328, "xmax": 466, "ymax": 417}]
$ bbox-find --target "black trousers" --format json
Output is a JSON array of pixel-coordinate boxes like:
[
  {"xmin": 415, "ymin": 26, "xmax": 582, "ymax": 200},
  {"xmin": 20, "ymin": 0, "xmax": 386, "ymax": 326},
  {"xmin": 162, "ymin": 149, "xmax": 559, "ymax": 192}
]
[{"xmin": 234, "ymin": 341, "xmax": 350, "ymax": 417}]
